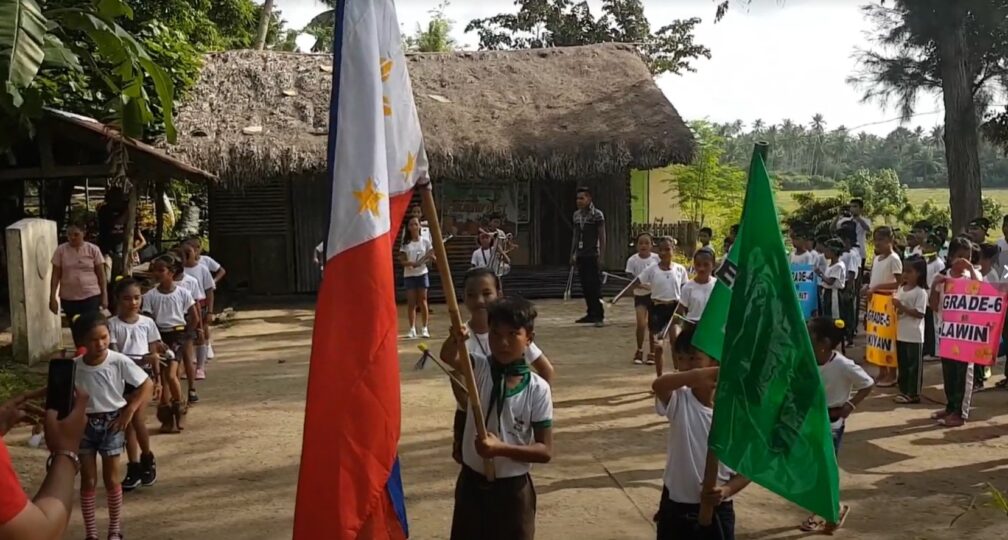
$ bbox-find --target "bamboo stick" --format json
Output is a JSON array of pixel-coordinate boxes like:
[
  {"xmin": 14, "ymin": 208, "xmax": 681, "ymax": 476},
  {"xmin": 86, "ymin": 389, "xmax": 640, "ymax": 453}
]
[
  {"xmin": 419, "ymin": 183, "xmax": 496, "ymax": 481},
  {"xmin": 697, "ymin": 449, "xmax": 721, "ymax": 526}
]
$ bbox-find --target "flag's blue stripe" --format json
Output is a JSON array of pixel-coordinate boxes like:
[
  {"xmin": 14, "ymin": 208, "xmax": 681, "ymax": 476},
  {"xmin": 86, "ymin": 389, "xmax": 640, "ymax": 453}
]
[
  {"xmin": 386, "ymin": 456, "xmax": 409, "ymax": 537},
  {"xmin": 322, "ymin": 0, "xmax": 348, "ymax": 257}
]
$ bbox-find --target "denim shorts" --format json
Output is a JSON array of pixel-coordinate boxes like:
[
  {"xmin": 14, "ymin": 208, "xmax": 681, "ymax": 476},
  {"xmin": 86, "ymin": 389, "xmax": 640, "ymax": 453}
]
[
  {"xmin": 403, "ymin": 274, "xmax": 429, "ymax": 290},
  {"xmin": 80, "ymin": 412, "xmax": 125, "ymax": 457}
]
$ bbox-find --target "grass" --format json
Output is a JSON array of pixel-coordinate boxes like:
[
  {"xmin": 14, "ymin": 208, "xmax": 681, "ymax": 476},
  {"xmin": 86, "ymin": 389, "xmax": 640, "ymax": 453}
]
[{"xmin": 774, "ymin": 187, "xmax": 1008, "ymax": 214}]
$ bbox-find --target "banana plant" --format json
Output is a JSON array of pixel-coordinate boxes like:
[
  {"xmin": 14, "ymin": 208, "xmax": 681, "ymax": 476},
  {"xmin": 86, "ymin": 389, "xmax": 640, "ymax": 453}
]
[{"xmin": 0, "ymin": 0, "xmax": 176, "ymax": 146}]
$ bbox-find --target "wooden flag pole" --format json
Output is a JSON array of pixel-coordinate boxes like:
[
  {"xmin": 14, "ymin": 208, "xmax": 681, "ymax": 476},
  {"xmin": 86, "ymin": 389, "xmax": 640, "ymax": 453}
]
[{"xmin": 419, "ymin": 182, "xmax": 496, "ymax": 481}]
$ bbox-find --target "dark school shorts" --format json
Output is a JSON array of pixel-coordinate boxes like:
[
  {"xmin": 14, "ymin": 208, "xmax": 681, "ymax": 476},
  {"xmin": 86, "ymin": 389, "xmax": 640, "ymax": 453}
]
[
  {"xmin": 649, "ymin": 302, "xmax": 678, "ymax": 335},
  {"xmin": 161, "ymin": 328, "xmax": 195, "ymax": 356},
  {"xmin": 634, "ymin": 294, "xmax": 653, "ymax": 309},
  {"xmin": 450, "ymin": 465, "xmax": 536, "ymax": 540}
]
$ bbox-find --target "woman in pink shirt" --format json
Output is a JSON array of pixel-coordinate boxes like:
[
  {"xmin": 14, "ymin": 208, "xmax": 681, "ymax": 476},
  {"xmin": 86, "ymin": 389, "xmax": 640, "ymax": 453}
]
[{"xmin": 49, "ymin": 223, "xmax": 108, "ymax": 345}]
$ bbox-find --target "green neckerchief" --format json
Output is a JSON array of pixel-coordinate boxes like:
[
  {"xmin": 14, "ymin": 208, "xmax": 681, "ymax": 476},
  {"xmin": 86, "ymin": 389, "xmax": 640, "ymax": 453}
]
[{"xmin": 486, "ymin": 357, "xmax": 531, "ymax": 424}]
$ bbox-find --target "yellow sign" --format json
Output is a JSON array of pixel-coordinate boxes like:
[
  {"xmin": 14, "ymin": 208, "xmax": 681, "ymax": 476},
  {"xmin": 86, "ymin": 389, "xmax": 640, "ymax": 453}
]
[{"xmin": 865, "ymin": 293, "xmax": 898, "ymax": 368}]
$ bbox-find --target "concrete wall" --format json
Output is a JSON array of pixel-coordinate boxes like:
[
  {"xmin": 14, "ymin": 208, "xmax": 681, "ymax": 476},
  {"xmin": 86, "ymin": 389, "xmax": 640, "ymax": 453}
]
[{"xmin": 6, "ymin": 219, "xmax": 61, "ymax": 365}]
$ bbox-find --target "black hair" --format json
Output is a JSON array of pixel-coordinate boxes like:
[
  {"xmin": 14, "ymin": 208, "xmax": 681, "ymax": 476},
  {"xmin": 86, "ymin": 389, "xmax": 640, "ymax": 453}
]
[
  {"xmin": 151, "ymin": 253, "xmax": 183, "ymax": 276},
  {"xmin": 72, "ymin": 311, "xmax": 108, "ymax": 341},
  {"xmin": 463, "ymin": 267, "xmax": 501, "ymax": 291},
  {"xmin": 673, "ymin": 322, "xmax": 698, "ymax": 355},
  {"xmin": 789, "ymin": 228, "xmax": 808, "ymax": 240},
  {"xmin": 655, "ymin": 236, "xmax": 676, "ymax": 249},
  {"xmin": 980, "ymin": 242, "xmax": 1000, "ymax": 261},
  {"xmin": 1003, "ymin": 215, "xmax": 1008, "ymax": 226},
  {"xmin": 635, "ymin": 231, "xmax": 653, "ymax": 244},
  {"xmin": 849, "ymin": 198, "xmax": 864, "ymax": 208},
  {"xmin": 487, "ymin": 296, "xmax": 537, "ymax": 333},
  {"xmin": 808, "ymin": 317, "xmax": 845, "ymax": 349},
  {"xmin": 934, "ymin": 225, "xmax": 949, "ymax": 239},
  {"xmin": 729, "ymin": 224, "xmax": 740, "ymax": 235},
  {"xmin": 693, "ymin": 246, "xmax": 715, "ymax": 262},
  {"xmin": 924, "ymin": 233, "xmax": 941, "ymax": 248},
  {"xmin": 903, "ymin": 255, "xmax": 928, "ymax": 289},
  {"xmin": 873, "ymin": 225, "xmax": 893, "ymax": 240},
  {"xmin": 699, "ymin": 227, "xmax": 713, "ymax": 236},
  {"xmin": 575, "ymin": 186, "xmax": 592, "ymax": 198},
  {"xmin": 947, "ymin": 235, "xmax": 975, "ymax": 261},
  {"xmin": 824, "ymin": 239, "xmax": 844, "ymax": 255},
  {"xmin": 911, "ymin": 221, "xmax": 932, "ymax": 233},
  {"xmin": 113, "ymin": 277, "xmax": 141, "ymax": 299},
  {"xmin": 403, "ymin": 215, "xmax": 422, "ymax": 244}
]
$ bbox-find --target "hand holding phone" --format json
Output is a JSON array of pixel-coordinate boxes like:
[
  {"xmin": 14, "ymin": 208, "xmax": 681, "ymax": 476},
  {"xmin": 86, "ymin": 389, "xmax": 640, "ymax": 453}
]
[{"xmin": 45, "ymin": 359, "xmax": 76, "ymax": 420}]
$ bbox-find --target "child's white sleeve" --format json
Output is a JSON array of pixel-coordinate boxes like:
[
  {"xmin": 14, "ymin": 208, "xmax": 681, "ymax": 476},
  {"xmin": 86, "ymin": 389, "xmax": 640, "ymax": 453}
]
[
  {"xmin": 625, "ymin": 256, "xmax": 634, "ymax": 274},
  {"xmin": 470, "ymin": 250, "xmax": 480, "ymax": 267},
  {"xmin": 524, "ymin": 342, "xmax": 543, "ymax": 364},
  {"xmin": 120, "ymin": 356, "xmax": 150, "ymax": 387},
  {"xmin": 846, "ymin": 362, "xmax": 875, "ymax": 392},
  {"xmin": 145, "ymin": 318, "xmax": 162, "ymax": 344},
  {"xmin": 654, "ymin": 388, "xmax": 681, "ymax": 418},
  {"xmin": 530, "ymin": 382, "xmax": 553, "ymax": 430},
  {"xmin": 913, "ymin": 288, "xmax": 928, "ymax": 314},
  {"xmin": 638, "ymin": 265, "xmax": 652, "ymax": 286}
]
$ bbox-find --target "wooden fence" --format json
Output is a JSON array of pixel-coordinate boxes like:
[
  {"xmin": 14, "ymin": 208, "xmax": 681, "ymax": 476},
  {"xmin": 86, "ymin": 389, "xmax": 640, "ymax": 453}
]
[{"xmin": 630, "ymin": 220, "xmax": 700, "ymax": 257}]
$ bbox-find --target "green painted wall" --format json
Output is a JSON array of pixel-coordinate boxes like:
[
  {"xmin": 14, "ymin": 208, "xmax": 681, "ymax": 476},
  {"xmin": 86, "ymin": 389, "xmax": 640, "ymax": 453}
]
[{"xmin": 630, "ymin": 169, "xmax": 649, "ymax": 223}]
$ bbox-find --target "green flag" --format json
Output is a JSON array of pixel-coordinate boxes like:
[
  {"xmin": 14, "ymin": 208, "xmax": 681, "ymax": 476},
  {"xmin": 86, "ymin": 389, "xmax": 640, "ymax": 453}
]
[{"xmin": 694, "ymin": 148, "xmax": 841, "ymax": 522}]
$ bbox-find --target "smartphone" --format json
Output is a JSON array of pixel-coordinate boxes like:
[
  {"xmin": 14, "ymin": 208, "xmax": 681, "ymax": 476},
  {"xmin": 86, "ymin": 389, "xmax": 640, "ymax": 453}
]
[{"xmin": 46, "ymin": 359, "xmax": 76, "ymax": 420}]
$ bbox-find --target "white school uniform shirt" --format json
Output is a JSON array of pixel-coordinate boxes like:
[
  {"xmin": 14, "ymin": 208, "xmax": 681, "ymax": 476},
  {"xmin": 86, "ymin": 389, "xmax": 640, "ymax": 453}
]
[
  {"xmin": 811, "ymin": 250, "xmax": 828, "ymax": 275},
  {"xmin": 679, "ymin": 279, "xmax": 716, "ymax": 322},
  {"xmin": 984, "ymin": 268, "xmax": 1003, "ymax": 284},
  {"xmin": 997, "ymin": 238, "xmax": 1008, "ymax": 277},
  {"xmin": 400, "ymin": 238, "xmax": 432, "ymax": 278},
  {"xmin": 788, "ymin": 251, "xmax": 817, "ymax": 267},
  {"xmin": 470, "ymin": 247, "xmax": 494, "ymax": 269},
  {"xmin": 822, "ymin": 261, "xmax": 847, "ymax": 319},
  {"xmin": 869, "ymin": 252, "xmax": 903, "ymax": 289},
  {"xmin": 818, "ymin": 351, "xmax": 874, "ymax": 429},
  {"xmin": 893, "ymin": 285, "xmax": 928, "ymax": 343},
  {"xmin": 75, "ymin": 351, "xmax": 149, "ymax": 414},
  {"xmin": 656, "ymin": 388, "xmax": 733, "ymax": 504},
  {"xmin": 461, "ymin": 353, "xmax": 553, "ymax": 479},
  {"xmin": 176, "ymin": 274, "xmax": 205, "ymax": 302},
  {"xmin": 926, "ymin": 257, "xmax": 945, "ymax": 289},
  {"xmin": 625, "ymin": 253, "xmax": 660, "ymax": 296},
  {"xmin": 638, "ymin": 262, "xmax": 689, "ymax": 302},
  {"xmin": 184, "ymin": 264, "xmax": 216, "ymax": 293},
  {"xmin": 108, "ymin": 315, "xmax": 161, "ymax": 359},
  {"xmin": 836, "ymin": 216, "xmax": 871, "ymax": 258},
  {"xmin": 143, "ymin": 286, "xmax": 196, "ymax": 329},
  {"xmin": 197, "ymin": 255, "xmax": 222, "ymax": 273},
  {"xmin": 457, "ymin": 325, "xmax": 546, "ymax": 412},
  {"xmin": 840, "ymin": 251, "xmax": 862, "ymax": 281}
]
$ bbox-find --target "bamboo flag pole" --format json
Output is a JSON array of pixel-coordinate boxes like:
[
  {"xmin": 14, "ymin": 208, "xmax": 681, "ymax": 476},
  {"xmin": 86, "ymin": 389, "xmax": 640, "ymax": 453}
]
[{"xmin": 419, "ymin": 182, "xmax": 496, "ymax": 481}]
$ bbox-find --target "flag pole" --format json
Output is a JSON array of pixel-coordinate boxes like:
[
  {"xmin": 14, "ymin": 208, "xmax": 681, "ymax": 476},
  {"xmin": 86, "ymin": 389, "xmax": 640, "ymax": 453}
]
[
  {"xmin": 698, "ymin": 141, "xmax": 771, "ymax": 527},
  {"xmin": 419, "ymin": 182, "xmax": 496, "ymax": 481}
]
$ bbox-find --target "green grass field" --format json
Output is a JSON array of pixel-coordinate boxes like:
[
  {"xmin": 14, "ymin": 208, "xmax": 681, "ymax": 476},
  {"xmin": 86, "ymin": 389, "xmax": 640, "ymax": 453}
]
[{"xmin": 774, "ymin": 187, "xmax": 1008, "ymax": 214}]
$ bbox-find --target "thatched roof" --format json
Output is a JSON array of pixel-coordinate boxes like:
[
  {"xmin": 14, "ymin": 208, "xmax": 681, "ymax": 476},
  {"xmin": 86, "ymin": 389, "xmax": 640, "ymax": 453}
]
[{"xmin": 167, "ymin": 43, "xmax": 694, "ymax": 185}]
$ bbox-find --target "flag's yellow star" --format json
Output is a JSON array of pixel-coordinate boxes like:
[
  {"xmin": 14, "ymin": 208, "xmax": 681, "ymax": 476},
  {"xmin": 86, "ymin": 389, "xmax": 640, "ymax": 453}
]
[
  {"xmin": 353, "ymin": 178, "xmax": 384, "ymax": 217},
  {"xmin": 380, "ymin": 58, "xmax": 392, "ymax": 82},
  {"xmin": 401, "ymin": 152, "xmax": 416, "ymax": 179},
  {"xmin": 383, "ymin": 96, "xmax": 392, "ymax": 117}
]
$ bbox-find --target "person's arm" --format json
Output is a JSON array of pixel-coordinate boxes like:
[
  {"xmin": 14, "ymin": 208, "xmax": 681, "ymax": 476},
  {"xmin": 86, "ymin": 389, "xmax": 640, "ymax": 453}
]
[
  {"xmin": 48, "ymin": 264, "xmax": 61, "ymax": 315},
  {"xmin": 855, "ymin": 216, "xmax": 871, "ymax": 231},
  {"xmin": 0, "ymin": 390, "xmax": 88, "ymax": 540},
  {"xmin": 476, "ymin": 425, "xmax": 552, "ymax": 464},
  {"xmin": 185, "ymin": 303, "xmax": 201, "ymax": 333},
  {"xmin": 652, "ymin": 367, "xmax": 718, "ymax": 406},
  {"xmin": 94, "ymin": 261, "xmax": 108, "ymax": 309},
  {"xmin": 703, "ymin": 474, "xmax": 752, "ymax": 507},
  {"xmin": 530, "ymin": 353, "xmax": 555, "ymax": 386},
  {"xmin": 133, "ymin": 230, "xmax": 146, "ymax": 252},
  {"xmin": 212, "ymin": 266, "xmax": 226, "ymax": 284},
  {"xmin": 831, "ymin": 214, "xmax": 842, "ymax": 230},
  {"xmin": 205, "ymin": 287, "xmax": 215, "ymax": 317},
  {"xmin": 110, "ymin": 376, "xmax": 153, "ymax": 433},
  {"xmin": 440, "ymin": 325, "xmax": 469, "ymax": 372},
  {"xmin": 900, "ymin": 290, "xmax": 927, "ymax": 319},
  {"xmin": 569, "ymin": 217, "xmax": 579, "ymax": 264},
  {"xmin": 399, "ymin": 249, "xmax": 414, "ymax": 267},
  {"xmin": 598, "ymin": 221, "xmax": 607, "ymax": 263}
]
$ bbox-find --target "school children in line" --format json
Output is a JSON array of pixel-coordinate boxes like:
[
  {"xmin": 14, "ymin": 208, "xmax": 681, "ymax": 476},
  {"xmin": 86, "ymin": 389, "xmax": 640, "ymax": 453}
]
[
  {"xmin": 966, "ymin": 217, "xmax": 990, "ymax": 245},
  {"xmin": 892, "ymin": 256, "xmax": 928, "ymax": 404},
  {"xmin": 864, "ymin": 226, "xmax": 902, "ymax": 388},
  {"xmin": 904, "ymin": 221, "xmax": 929, "ymax": 259},
  {"xmin": 674, "ymin": 247, "xmax": 716, "ymax": 326},
  {"xmin": 183, "ymin": 243, "xmax": 216, "ymax": 381},
  {"xmin": 443, "ymin": 296, "xmax": 553, "ymax": 540},
  {"xmin": 185, "ymin": 238, "xmax": 226, "ymax": 285},
  {"xmin": 978, "ymin": 242, "xmax": 1000, "ymax": 387},
  {"xmin": 144, "ymin": 255, "xmax": 200, "ymax": 432},
  {"xmin": 811, "ymin": 235, "xmax": 829, "ymax": 276},
  {"xmin": 923, "ymin": 234, "xmax": 945, "ymax": 360},
  {"xmin": 652, "ymin": 324, "xmax": 750, "ymax": 540},
  {"xmin": 929, "ymin": 236, "xmax": 982, "ymax": 427},
  {"xmin": 838, "ymin": 229, "xmax": 861, "ymax": 347},
  {"xmin": 633, "ymin": 237, "xmax": 689, "ymax": 375},
  {"xmin": 788, "ymin": 229, "xmax": 817, "ymax": 267},
  {"xmin": 400, "ymin": 215, "xmax": 434, "ymax": 339},
  {"xmin": 697, "ymin": 227, "xmax": 715, "ymax": 256},
  {"xmin": 163, "ymin": 255, "xmax": 202, "ymax": 402},
  {"xmin": 818, "ymin": 239, "xmax": 847, "ymax": 320},
  {"xmin": 440, "ymin": 268, "xmax": 554, "ymax": 464},
  {"xmin": 72, "ymin": 312, "xmax": 154, "ymax": 540},
  {"xmin": 625, "ymin": 233, "xmax": 660, "ymax": 365},
  {"xmin": 934, "ymin": 225, "xmax": 950, "ymax": 260},
  {"xmin": 108, "ymin": 278, "xmax": 162, "ymax": 492},
  {"xmin": 800, "ymin": 318, "xmax": 872, "ymax": 534}
]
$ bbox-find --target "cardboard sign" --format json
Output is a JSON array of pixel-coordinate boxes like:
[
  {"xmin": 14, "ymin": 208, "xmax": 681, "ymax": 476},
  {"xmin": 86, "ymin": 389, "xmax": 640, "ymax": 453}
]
[
  {"xmin": 938, "ymin": 279, "xmax": 1008, "ymax": 366},
  {"xmin": 865, "ymin": 293, "xmax": 897, "ymax": 368},
  {"xmin": 791, "ymin": 263, "xmax": 819, "ymax": 319}
]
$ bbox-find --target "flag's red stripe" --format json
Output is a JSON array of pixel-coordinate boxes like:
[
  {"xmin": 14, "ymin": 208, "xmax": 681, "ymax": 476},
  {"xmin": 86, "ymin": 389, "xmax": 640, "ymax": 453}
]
[{"xmin": 294, "ymin": 191, "xmax": 413, "ymax": 540}]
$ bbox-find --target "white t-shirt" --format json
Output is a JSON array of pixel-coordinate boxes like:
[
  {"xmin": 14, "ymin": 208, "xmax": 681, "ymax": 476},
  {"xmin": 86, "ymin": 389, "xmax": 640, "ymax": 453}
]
[
  {"xmin": 626, "ymin": 253, "xmax": 660, "ymax": 296},
  {"xmin": 197, "ymin": 255, "xmax": 222, "ymax": 273},
  {"xmin": 985, "ymin": 268, "xmax": 1003, "ymax": 284},
  {"xmin": 184, "ymin": 264, "xmax": 216, "ymax": 292},
  {"xmin": 818, "ymin": 351, "xmax": 874, "ymax": 429},
  {"xmin": 143, "ymin": 286, "xmax": 196, "ymax": 329},
  {"xmin": 811, "ymin": 250, "xmax": 828, "ymax": 275},
  {"xmin": 108, "ymin": 315, "xmax": 161, "ymax": 359},
  {"xmin": 679, "ymin": 279, "xmax": 716, "ymax": 322},
  {"xmin": 840, "ymin": 251, "xmax": 862, "ymax": 281},
  {"xmin": 75, "ymin": 351, "xmax": 149, "ymax": 414},
  {"xmin": 656, "ymin": 388, "xmax": 732, "ymax": 504},
  {"xmin": 400, "ymin": 238, "xmax": 433, "ymax": 278},
  {"xmin": 996, "ymin": 238, "xmax": 1008, "ymax": 277},
  {"xmin": 926, "ymin": 257, "xmax": 945, "ymax": 289},
  {"xmin": 470, "ymin": 248, "xmax": 495, "ymax": 269},
  {"xmin": 176, "ymin": 274, "xmax": 206, "ymax": 302},
  {"xmin": 869, "ymin": 252, "xmax": 903, "ymax": 289},
  {"xmin": 822, "ymin": 261, "xmax": 847, "ymax": 290},
  {"xmin": 836, "ymin": 216, "xmax": 871, "ymax": 258},
  {"xmin": 893, "ymin": 285, "xmax": 928, "ymax": 343},
  {"xmin": 461, "ymin": 353, "xmax": 553, "ymax": 479},
  {"xmin": 638, "ymin": 262, "xmax": 689, "ymax": 302},
  {"xmin": 789, "ymin": 251, "xmax": 817, "ymax": 267}
]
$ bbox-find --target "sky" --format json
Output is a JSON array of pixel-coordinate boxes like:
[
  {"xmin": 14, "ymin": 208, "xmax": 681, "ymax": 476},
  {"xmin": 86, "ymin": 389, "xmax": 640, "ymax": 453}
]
[{"xmin": 270, "ymin": 0, "xmax": 945, "ymax": 136}]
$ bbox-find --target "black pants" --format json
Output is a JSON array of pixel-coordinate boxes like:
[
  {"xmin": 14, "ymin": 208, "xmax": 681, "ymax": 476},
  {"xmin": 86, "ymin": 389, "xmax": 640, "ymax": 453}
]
[
  {"xmin": 896, "ymin": 341, "xmax": 923, "ymax": 399},
  {"xmin": 577, "ymin": 255, "xmax": 604, "ymax": 320},
  {"xmin": 451, "ymin": 465, "xmax": 536, "ymax": 540},
  {"xmin": 656, "ymin": 488, "xmax": 735, "ymax": 540},
  {"xmin": 61, "ymin": 295, "xmax": 103, "ymax": 346}
]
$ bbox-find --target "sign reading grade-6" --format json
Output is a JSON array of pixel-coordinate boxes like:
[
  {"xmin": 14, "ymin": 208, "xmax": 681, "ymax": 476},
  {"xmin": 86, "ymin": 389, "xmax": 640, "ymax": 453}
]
[{"xmin": 941, "ymin": 294, "xmax": 1003, "ymax": 313}]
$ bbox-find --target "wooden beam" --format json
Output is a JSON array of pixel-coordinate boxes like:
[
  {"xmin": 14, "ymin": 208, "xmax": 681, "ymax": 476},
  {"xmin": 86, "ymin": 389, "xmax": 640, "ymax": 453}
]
[
  {"xmin": 118, "ymin": 180, "xmax": 142, "ymax": 278},
  {"xmin": 0, "ymin": 164, "xmax": 114, "ymax": 181}
]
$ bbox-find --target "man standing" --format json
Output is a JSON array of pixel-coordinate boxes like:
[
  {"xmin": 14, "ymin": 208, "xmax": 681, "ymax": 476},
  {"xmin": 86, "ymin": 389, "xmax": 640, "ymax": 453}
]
[
  {"xmin": 832, "ymin": 198, "xmax": 871, "ymax": 259},
  {"xmin": 571, "ymin": 187, "xmax": 606, "ymax": 326}
]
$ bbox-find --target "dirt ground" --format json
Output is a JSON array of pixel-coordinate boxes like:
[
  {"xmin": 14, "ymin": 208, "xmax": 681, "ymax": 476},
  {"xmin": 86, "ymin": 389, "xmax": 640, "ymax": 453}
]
[{"xmin": 6, "ymin": 299, "xmax": 1008, "ymax": 539}]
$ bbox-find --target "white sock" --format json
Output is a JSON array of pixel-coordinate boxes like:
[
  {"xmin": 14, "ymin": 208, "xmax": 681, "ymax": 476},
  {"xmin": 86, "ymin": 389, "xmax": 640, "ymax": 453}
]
[
  {"xmin": 197, "ymin": 345, "xmax": 208, "ymax": 370},
  {"xmin": 206, "ymin": 343, "xmax": 215, "ymax": 359}
]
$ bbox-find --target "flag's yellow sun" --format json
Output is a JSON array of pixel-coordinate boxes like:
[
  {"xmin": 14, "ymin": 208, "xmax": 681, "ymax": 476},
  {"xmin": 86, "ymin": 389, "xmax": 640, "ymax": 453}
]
[
  {"xmin": 380, "ymin": 58, "xmax": 392, "ymax": 82},
  {"xmin": 354, "ymin": 178, "xmax": 384, "ymax": 217},
  {"xmin": 383, "ymin": 96, "xmax": 392, "ymax": 117},
  {"xmin": 401, "ymin": 152, "xmax": 416, "ymax": 179}
]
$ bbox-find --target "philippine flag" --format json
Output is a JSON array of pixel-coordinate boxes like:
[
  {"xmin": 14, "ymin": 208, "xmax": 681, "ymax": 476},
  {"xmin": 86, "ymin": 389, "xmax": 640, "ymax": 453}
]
[{"xmin": 293, "ymin": 0, "xmax": 426, "ymax": 538}]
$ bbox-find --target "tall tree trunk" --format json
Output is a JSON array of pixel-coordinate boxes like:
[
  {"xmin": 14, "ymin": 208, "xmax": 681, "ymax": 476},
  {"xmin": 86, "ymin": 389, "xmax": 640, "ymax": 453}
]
[
  {"xmin": 254, "ymin": 0, "xmax": 275, "ymax": 50},
  {"xmin": 938, "ymin": 14, "xmax": 982, "ymax": 234}
]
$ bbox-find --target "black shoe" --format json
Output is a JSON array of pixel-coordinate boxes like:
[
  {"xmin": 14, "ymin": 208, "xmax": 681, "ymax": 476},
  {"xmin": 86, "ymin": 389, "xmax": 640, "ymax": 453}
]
[
  {"xmin": 122, "ymin": 462, "xmax": 142, "ymax": 492},
  {"xmin": 575, "ymin": 316, "xmax": 594, "ymax": 324},
  {"xmin": 188, "ymin": 389, "xmax": 199, "ymax": 404},
  {"xmin": 594, "ymin": 320, "xmax": 605, "ymax": 328},
  {"xmin": 140, "ymin": 453, "xmax": 157, "ymax": 487}
]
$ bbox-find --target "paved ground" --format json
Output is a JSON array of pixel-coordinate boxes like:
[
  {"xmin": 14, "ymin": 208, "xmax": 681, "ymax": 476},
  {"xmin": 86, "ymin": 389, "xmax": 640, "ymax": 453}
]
[{"xmin": 6, "ymin": 299, "xmax": 1008, "ymax": 539}]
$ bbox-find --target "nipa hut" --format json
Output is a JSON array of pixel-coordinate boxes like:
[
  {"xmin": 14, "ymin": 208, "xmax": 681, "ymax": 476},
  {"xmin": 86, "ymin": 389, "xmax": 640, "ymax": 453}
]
[{"xmin": 168, "ymin": 43, "xmax": 694, "ymax": 295}]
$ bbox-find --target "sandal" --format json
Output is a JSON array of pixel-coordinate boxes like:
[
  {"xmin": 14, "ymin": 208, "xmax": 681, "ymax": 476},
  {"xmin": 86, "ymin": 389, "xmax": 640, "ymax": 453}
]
[
  {"xmin": 633, "ymin": 350, "xmax": 644, "ymax": 365},
  {"xmin": 798, "ymin": 515, "xmax": 825, "ymax": 532},
  {"xmin": 645, "ymin": 353, "xmax": 656, "ymax": 366},
  {"xmin": 995, "ymin": 379, "xmax": 1008, "ymax": 390},
  {"xmin": 893, "ymin": 394, "xmax": 920, "ymax": 404},
  {"xmin": 823, "ymin": 504, "xmax": 851, "ymax": 534},
  {"xmin": 931, "ymin": 409, "xmax": 950, "ymax": 420}
]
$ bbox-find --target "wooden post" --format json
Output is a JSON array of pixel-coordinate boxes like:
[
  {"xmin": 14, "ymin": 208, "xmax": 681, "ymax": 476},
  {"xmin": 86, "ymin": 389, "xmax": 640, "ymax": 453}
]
[
  {"xmin": 697, "ymin": 450, "xmax": 721, "ymax": 526},
  {"xmin": 419, "ymin": 182, "xmax": 496, "ymax": 481},
  {"xmin": 154, "ymin": 181, "xmax": 165, "ymax": 252},
  {"xmin": 118, "ymin": 180, "xmax": 142, "ymax": 278}
]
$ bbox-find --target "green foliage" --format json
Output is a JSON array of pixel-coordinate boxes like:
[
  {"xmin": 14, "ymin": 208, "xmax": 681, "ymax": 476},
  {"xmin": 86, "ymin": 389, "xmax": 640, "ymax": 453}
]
[
  {"xmin": 663, "ymin": 121, "xmax": 746, "ymax": 234},
  {"xmin": 783, "ymin": 193, "xmax": 847, "ymax": 239},
  {"xmin": 128, "ymin": 0, "xmax": 260, "ymax": 51},
  {"xmin": 465, "ymin": 0, "xmax": 711, "ymax": 76},
  {"xmin": 406, "ymin": 1, "xmax": 457, "ymax": 53},
  {"xmin": 840, "ymin": 169, "xmax": 908, "ymax": 221}
]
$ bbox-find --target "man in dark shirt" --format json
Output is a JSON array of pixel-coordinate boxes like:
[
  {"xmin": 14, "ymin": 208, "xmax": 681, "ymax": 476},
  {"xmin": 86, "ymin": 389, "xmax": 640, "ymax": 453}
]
[{"xmin": 570, "ymin": 187, "xmax": 606, "ymax": 326}]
